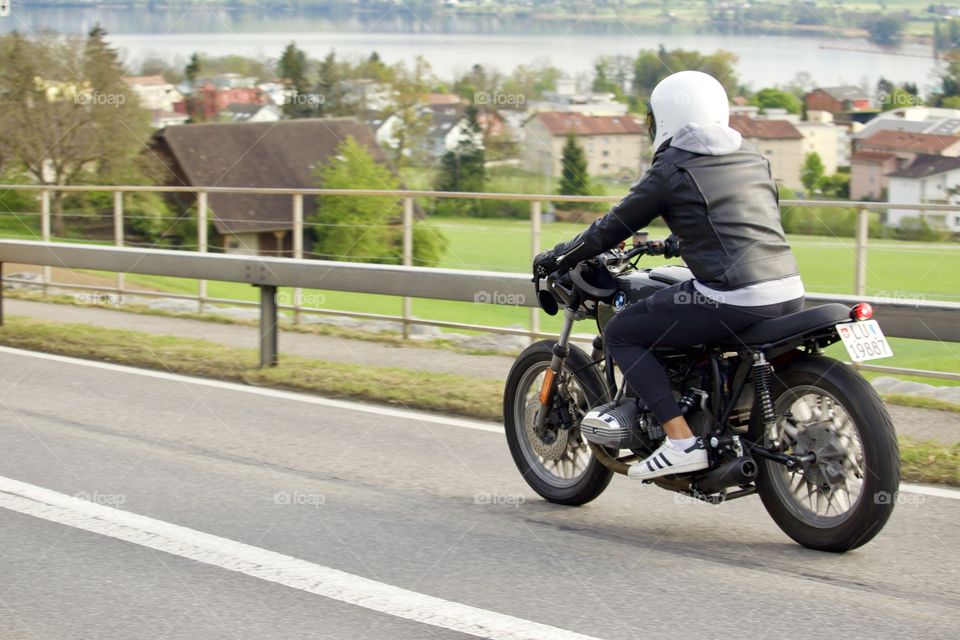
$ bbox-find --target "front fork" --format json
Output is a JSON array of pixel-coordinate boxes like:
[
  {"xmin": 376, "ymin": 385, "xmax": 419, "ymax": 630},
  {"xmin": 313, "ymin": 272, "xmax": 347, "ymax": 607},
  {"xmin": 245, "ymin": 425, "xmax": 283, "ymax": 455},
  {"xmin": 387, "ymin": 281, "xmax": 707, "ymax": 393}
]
[{"xmin": 535, "ymin": 306, "xmax": 577, "ymax": 432}]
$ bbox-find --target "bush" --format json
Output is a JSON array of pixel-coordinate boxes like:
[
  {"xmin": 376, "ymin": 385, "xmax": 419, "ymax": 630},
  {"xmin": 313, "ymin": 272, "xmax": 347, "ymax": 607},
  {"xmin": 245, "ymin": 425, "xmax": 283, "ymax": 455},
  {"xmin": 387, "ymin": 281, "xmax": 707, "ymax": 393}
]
[{"xmin": 895, "ymin": 216, "xmax": 949, "ymax": 242}]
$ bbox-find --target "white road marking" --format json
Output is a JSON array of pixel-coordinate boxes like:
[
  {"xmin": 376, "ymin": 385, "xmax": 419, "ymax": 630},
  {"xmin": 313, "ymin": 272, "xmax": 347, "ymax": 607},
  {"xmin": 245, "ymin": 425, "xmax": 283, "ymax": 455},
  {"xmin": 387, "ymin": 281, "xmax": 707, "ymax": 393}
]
[
  {"xmin": 898, "ymin": 482, "xmax": 960, "ymax": 500},
  {"xmin": 0, "ymin": 476, "xmax": 602, "ymax": 640},
  {"xmin": 0, "ymin": 346, "xmax": 955, "ymax": 502}
]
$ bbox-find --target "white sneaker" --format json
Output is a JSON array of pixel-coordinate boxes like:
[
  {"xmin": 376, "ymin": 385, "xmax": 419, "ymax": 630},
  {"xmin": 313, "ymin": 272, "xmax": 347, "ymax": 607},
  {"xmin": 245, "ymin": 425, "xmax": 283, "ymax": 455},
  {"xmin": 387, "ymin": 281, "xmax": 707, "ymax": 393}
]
[{"xmin": 627, "ymin": 438, "xmax": 709, "ymax": 480}]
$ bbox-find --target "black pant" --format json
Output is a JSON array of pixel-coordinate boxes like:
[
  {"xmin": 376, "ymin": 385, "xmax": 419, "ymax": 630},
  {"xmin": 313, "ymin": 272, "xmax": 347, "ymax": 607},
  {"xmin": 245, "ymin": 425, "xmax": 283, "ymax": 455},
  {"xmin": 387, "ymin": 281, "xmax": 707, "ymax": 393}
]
[{"xmin": 604, "ymin": 280, "xmax": 804, "ymax": 424}]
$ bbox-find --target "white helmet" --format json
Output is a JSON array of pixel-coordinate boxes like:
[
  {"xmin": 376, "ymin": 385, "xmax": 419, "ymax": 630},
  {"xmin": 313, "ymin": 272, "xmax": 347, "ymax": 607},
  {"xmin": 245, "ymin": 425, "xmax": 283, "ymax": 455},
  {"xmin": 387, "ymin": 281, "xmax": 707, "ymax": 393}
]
[{"xmin": 647, "ymin": 70, "xmax": 730, "ymax": 152}]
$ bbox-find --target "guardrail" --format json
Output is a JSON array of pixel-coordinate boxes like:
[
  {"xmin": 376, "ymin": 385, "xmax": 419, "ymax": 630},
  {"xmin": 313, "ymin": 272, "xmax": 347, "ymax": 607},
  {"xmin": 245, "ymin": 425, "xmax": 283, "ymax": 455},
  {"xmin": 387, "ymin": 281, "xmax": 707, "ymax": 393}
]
[
  {"xmin": 0, "ymin": 184, "xmax": 957, "ymax": 380},
  {"xmin": 0, "ymin": 239, "xmax": 957, "ymax": 380}
]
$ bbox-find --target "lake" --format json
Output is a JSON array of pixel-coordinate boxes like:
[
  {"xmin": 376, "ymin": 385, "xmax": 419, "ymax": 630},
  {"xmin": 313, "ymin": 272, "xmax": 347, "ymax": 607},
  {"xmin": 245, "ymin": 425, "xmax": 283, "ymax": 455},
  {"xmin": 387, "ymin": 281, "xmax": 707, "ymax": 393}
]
[{"xmin": 1, "ymin": 5, "xmax": 944, "ymax": 92}]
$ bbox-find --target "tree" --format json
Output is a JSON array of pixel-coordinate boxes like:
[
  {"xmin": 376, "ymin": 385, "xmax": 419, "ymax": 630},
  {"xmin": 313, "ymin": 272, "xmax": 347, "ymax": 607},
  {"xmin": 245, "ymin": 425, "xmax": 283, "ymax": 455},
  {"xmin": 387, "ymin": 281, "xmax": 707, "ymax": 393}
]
[
  {"xmin": 278, "ymin": 42, "xmax": 316, "ymax": 118},
  {"xmin": 801, "ymin": 152, "xmax": 826, "ymax": 192},
  {"xmin": 385, "ymin": 56, "xmax": 433, "ymax": 165},
  {"xmin": 868, "ymin": 15, "xmax": 906, "ymax": 46},
  {"xmin": 435, "ymin": 106, "xmax": 486, "ymax": 215},
  {"xmin": 632, "ymin": 46, "xmax": 739, "ymax": 99},
  {"xmin": 557, "ymin": 133, "xmax": 591, "ymax": 206},
  {"xmin": 185, "ymin": 52, "xmax": 201, "ymax": 84},
  {"xmin": 0, "ymin": 29, "xmax": 158, "ymax": 235},
  {"xmin": 751, "ymin": 87, "xmax": 802, "ymax": 114},
  {"xmin": 500, "ymin": 58, "xmax": 562, "ymax": 101},
  {"xmin": 311, "ymin": 136, "xmax": 446, "ymax": 266}
]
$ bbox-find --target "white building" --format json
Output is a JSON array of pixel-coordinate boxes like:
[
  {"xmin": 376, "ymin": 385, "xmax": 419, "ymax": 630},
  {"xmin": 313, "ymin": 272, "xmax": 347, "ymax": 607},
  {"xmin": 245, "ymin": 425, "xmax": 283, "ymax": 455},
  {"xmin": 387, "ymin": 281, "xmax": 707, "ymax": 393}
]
[
  {"xmin": 219, "ymin": 103, "xmax": 282, "ymax": 123},
  {"xmin": 122, "ymin": 75, "xmax": 182, "ymax": 111},
  {"xmin": 528, "ymin": 79, "xmax": 627, "ymax": 116},
  {"xmin": 854, "ymin": 106, "xmax": 960, "ymax": 140},
  {"xmin": 887, "ymin": 154, "xmax": 960, "ymax": 231}
]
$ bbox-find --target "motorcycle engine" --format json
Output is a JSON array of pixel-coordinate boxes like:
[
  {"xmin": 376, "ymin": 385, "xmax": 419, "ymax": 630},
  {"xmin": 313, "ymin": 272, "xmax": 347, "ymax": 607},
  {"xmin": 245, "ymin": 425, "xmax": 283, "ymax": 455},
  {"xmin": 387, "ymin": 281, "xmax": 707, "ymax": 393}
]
[{"xmin": 579, "ymin": 400, "xmax": 664, "ymax": 454}]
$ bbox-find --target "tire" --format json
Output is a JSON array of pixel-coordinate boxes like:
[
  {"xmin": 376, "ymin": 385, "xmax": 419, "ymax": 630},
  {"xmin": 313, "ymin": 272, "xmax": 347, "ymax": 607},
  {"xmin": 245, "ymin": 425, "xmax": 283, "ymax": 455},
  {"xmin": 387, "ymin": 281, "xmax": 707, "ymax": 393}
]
[
  {"xmin": 503, "ymin": 340, "xmax": 614, "ymax": 506},
  {"xmin": 751, "ymin": 354, "xmax": 900, "ymax": 552}
]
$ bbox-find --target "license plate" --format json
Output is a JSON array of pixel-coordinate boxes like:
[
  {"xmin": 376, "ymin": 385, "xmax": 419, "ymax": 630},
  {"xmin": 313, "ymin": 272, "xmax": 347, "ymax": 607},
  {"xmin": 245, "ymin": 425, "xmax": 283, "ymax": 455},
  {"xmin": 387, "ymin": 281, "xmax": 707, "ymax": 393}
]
[{"xmin": 836, "ymin": 320, "xmax": 894, "ymax": 362}]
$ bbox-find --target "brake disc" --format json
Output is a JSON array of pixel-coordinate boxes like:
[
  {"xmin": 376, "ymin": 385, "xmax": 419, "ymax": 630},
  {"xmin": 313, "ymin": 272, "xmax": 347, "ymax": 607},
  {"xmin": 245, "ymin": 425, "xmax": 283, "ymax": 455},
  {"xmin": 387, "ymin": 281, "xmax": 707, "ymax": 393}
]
[{"xmin": 524, "ymin": 395, "xmax": 570, "ymax": 461}]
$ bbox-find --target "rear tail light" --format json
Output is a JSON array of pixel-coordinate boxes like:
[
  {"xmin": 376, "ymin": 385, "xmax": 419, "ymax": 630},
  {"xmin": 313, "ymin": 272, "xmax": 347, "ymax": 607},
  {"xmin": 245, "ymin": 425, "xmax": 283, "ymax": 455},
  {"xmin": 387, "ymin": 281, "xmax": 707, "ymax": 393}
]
[{"xmin": 851, "ymin": 303, "xmax": 873, "ymax": 321}]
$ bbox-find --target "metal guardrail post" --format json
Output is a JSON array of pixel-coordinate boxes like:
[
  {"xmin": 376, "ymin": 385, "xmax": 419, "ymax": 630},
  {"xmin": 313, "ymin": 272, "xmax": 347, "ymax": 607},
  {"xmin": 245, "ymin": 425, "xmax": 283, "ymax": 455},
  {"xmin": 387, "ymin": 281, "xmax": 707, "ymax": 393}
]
[
  {"xmin": 854, "ymin": 206, "xmax": 868, "ymax": 297},
  {"xmin": 530, "ymin": 200, "xmax": 541, "ymax": 343},
  {"xmin": 401, "ymin": 196, "xmax": 413, "ymax": 339},
  {"xmin": 40, "ymin": 189, "xmax": 51, "ymax": 298},
  {"xmin": 197, "ymin": 191, "xmax": 208, "ymax": 313},
  {"xmin": 292, "ymin": 193, "xmax": 304, "ymax": 325},
  {"xmin": 259, "ymin": 285, "xmax": 278, "ymax": 367},
  {"xmin": 113, "ymin": 191, "xmax": 125, "ymax": 297}
]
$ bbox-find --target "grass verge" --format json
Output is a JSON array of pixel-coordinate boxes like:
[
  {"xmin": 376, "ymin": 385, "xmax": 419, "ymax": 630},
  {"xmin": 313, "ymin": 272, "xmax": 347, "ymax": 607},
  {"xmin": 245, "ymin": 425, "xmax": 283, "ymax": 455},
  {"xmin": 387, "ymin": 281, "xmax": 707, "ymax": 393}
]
[
  {"xmin": 0, "ymin": 316, "xmax": 956, "ymax": 487},
  {"xmin": 0, "ymin": 316, "xmax": 502, "ymax": 421}
]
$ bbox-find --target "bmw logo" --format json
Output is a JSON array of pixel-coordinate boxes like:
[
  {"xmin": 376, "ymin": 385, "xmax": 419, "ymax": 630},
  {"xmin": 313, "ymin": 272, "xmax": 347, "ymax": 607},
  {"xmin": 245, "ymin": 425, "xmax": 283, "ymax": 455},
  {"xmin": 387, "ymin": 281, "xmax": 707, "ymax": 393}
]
[{"xmin": 613, "ymin": 291, "xmax": 627, "ymax": 312}]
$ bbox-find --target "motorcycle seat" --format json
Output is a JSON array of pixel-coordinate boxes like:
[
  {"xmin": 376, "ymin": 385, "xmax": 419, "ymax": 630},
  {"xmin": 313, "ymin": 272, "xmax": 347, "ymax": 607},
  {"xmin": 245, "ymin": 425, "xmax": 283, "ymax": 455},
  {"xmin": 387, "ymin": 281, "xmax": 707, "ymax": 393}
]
[{"xmin": 717, "ymin": 303, "xmax": 852, "ymax": 348}]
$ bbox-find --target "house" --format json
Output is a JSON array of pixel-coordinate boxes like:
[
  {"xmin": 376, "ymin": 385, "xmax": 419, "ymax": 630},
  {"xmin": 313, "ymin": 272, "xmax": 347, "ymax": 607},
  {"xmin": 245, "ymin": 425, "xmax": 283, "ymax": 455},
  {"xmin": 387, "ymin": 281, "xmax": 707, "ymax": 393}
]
[
  {"xmin": 123, "ymin": 75, "xmax": 183, "ymax": 112},
  {"xmin": 853, "ymin": 106, "xmax": 960, "ymax": 141},
  {"xmin": 219, "ymin": 103, "xmax": 282, "ymax": 123},
  {"xmin": 850, "ymin": 130, "xmax": 960, "ymax": 200},
  {"xmin": 887, "ymin": 154, "xmax": 960, "ymax": 231},
  {"xmin": 150, "ymin": 109, "xmax": 189, "ymax": 129},
  {"xmin": 151, "ymin": 118, "xmax": 407, "ymax": 256},
  {"xmin": 804, "ymin": 86, "xmax": 873, "ymax": 115},
  {"xmin": 340, "ymin": 79, "xmax": 394, "ymax": 112},
  {"xmin": 176, "ymin": 81, "xmax": 267, "ymax": 120},
  {"xmin": 377, "ymin": 104, "xmax": 484, "ymax": 159},
  {"xmin": 729, "ymin": 115, "xmax": 805, "ymax": 189},
  {"xmin": 522, "ymin": 112, "xmax": 644, "ymax": 178},
  {"xmin": 850, "ymin": 152, "xmax": 899, "ymax": 201},
  {"xmin": 427, "ymin": 93, "xmax": 464, "ymax": 106},
  {"xmin": 528, "ymin": 79, "xmax": 627, "ymax": 116}
]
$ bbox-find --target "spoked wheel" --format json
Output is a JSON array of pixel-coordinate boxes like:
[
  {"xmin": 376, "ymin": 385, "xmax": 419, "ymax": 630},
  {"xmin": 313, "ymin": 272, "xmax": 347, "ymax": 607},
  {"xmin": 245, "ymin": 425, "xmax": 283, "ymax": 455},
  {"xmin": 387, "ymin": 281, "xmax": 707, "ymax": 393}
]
[
  {"xmin": 503, "ymin": 341, "xmax": 613, "ymax": 505},
  {"xmin": 752, "ymin": 355, "xmax": 900, "ymax": 552},
  {"xmin": 768, "ymin": 388, "xmax": 865, "ymax": 524}
]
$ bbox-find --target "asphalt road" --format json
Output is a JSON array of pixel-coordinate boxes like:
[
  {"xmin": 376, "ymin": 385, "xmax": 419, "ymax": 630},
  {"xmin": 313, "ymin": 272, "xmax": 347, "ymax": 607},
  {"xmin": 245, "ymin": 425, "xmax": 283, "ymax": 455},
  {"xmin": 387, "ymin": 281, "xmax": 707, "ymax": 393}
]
[{"xmin": 0, "ymin": 347, "xmax": 957, "ymax": 640}]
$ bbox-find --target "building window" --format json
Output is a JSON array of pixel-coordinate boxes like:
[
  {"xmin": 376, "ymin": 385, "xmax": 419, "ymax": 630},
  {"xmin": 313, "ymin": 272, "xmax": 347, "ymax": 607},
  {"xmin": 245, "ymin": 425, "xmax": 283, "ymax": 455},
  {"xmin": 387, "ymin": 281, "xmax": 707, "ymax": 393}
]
[
  {"xmin": 602, "ymin": 150, "xmax": 609, "ymax": 157},
  {"xmin": 954, "ymin": 214, "xmax": 960, "ymax": 227},
  {"xmin": 766, "ymin": 149, "xmax": 774, "ymax": 155}
]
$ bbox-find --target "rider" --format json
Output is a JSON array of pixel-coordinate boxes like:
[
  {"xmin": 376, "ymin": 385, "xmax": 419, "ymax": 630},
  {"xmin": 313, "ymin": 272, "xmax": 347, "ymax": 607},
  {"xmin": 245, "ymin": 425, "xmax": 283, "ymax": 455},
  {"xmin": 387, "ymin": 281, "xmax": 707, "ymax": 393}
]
[{"xmin": 533, "ymin": 70, "xmax": 805, "ymax": 481}]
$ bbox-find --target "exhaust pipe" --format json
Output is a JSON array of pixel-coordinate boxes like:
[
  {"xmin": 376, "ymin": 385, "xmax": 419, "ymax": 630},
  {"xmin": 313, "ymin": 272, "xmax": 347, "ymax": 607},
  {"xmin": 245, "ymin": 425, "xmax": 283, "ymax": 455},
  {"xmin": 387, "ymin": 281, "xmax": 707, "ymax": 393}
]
[{"xmin": 696, "ymin": 456, "xmax": 758, "ymax": 493}]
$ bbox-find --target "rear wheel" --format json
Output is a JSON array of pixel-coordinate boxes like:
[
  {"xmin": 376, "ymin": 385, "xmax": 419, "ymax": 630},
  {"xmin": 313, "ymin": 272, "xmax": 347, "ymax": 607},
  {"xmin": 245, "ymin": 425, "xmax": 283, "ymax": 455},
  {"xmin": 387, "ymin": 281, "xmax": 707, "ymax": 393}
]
[
  {"xmin": 751, "ymin": 354, "xmax": 900, "ymax": 552},
  {"xmin": 503, "ymin": 340, "xmax": 614, "ymax": 506}
]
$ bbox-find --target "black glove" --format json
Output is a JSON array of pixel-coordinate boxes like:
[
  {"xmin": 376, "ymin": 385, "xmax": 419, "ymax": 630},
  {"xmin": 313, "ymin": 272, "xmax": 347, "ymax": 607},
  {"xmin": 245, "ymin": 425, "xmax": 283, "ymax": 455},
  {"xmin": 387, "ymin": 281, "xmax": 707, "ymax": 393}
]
[
  {"xmin": 532, "ymin": 249, "xmax": 559, "ymax": 281},
  {"xmin": 663, "ymin": 234, "xmax": 681, "ymax": 259}
]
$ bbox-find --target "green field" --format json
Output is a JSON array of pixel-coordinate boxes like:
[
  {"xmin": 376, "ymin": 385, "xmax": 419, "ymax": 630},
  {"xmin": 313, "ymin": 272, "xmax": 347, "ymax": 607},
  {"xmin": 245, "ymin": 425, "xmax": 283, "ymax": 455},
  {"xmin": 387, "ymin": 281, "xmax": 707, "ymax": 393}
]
[{"xmin": 2, "ymin": 213, "xmax": 958, "ymax": 382}]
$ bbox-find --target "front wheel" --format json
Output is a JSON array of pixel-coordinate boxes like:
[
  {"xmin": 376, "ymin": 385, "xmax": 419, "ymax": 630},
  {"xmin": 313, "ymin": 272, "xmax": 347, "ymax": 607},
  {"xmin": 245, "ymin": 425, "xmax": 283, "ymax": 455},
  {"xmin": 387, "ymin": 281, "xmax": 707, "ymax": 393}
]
[
  {"xmin": 503, "ymin": 340, "xmax": 614, "ymax": 506},
  {"xmin": 751, "ymin": 354, "xmax": 900, "ymax": 552}
]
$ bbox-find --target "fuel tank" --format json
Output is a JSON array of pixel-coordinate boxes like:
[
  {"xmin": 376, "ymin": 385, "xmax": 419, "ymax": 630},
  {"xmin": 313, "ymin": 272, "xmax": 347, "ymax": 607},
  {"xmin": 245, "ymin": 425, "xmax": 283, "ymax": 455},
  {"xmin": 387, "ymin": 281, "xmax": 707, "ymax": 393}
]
[{"xmin": 597, "ymin": 265, "xmax": 693, "ymax": 331}]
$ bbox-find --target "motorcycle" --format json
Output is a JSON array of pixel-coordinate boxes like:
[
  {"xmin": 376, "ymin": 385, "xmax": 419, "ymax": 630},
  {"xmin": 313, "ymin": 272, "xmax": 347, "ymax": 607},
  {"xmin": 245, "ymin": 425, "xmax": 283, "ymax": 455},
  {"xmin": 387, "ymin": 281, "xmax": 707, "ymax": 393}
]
[{"xmin": 503, "ymin": 239, "xmax": 900, "ymax": 552}]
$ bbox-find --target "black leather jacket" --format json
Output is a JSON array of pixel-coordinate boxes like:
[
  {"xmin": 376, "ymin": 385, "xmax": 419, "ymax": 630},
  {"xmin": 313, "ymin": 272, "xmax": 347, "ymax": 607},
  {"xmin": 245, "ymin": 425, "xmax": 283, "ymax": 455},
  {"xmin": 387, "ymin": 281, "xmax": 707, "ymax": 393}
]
[{"xmin": 554, "ymin": 140, "xmax": 799, "ymax": 291}]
